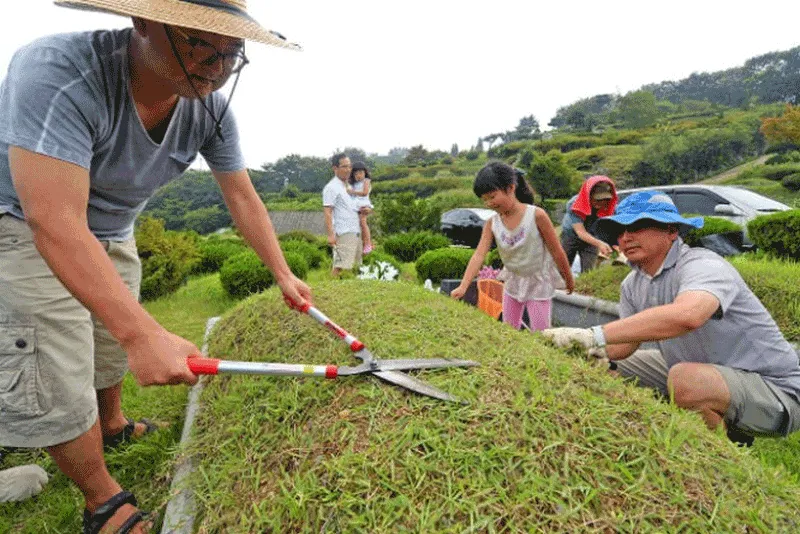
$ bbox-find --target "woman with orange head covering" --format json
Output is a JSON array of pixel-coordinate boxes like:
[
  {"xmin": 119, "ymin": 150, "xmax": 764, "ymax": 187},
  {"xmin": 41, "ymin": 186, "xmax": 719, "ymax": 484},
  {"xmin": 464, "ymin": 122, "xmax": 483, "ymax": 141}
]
[{"xmin": 559, "ymin": 175, "xmax": 618, "ymax": 273}]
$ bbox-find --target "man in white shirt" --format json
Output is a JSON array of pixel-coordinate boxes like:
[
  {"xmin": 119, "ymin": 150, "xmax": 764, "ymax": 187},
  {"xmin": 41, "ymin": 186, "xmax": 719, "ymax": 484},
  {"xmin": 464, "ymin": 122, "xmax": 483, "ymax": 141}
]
[{"xmin": 322, "ymin": 153, "xmax": 364, "ymax": 277}]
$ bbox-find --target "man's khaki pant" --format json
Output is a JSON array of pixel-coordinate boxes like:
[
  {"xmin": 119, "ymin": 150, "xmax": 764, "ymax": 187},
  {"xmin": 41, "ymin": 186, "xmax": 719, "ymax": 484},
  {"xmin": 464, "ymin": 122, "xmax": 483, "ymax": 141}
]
[{"xmin": 0, "ymin": 214, "xmax": 140, "ymax": 447}]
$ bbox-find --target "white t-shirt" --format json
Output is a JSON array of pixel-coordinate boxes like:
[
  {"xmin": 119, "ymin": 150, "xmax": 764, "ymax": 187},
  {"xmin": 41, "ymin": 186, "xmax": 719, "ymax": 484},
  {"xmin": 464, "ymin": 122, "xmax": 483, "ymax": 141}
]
[{"xmin": 322, "ymin": 177, "xmax": 361, "ymax": 235}]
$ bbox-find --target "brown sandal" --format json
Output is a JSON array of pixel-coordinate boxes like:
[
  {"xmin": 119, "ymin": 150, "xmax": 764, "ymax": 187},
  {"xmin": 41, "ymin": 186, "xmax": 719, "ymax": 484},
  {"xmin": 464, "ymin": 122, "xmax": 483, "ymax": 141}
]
[{"xmin": 102, "ymin": 418, "xmax": 159, "ymax": 449}]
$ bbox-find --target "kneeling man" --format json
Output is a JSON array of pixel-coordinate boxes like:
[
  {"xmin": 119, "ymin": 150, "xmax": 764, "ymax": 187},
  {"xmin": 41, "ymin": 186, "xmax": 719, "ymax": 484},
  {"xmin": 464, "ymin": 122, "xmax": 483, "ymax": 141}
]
[{"xmin": 544, "ymin": 191, "xmax": 800, "ymax": 444}]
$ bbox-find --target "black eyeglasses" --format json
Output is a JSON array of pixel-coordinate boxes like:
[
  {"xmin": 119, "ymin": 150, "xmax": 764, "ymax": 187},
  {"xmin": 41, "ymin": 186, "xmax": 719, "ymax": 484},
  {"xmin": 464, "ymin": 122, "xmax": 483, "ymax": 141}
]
[{"xmin": 167, "ymin": 25, "xmax": 249, "ymax": 74}]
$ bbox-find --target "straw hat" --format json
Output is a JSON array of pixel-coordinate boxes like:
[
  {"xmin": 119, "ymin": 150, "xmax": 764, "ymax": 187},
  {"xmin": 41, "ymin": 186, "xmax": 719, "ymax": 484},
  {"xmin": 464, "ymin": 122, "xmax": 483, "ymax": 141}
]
[{"xmin": 54, "ymin": 0, "xmax": 301, "ymax": 50}]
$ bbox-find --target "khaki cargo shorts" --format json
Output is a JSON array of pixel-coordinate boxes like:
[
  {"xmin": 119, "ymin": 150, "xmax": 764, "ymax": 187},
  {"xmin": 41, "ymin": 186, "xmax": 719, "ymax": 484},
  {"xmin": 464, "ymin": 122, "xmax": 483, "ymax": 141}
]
[
  {"xmin": 0, "ymin": 214, "xmax": 141, "ymax": 447},
  {"xmin": 332, "ymin": 232, "xmax": 362, "ymax": 270},
  {"xmin": 616, "ymin": 349, "xmax": 800, "ymax": 436}
]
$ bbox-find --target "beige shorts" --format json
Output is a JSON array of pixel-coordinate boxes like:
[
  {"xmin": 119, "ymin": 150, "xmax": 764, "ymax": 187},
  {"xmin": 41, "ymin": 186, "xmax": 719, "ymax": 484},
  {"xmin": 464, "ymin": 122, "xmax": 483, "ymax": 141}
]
[
  {"xmin": 616, "ymin": 349, "xmax": 800, "ymax": 436},
  {"xmin": 332, "ymin": 232, "xmax": 362, "ymax": 270},
  {"xmin": 0, "ymin": 214, "xmax": 141, "ymax": 447}
]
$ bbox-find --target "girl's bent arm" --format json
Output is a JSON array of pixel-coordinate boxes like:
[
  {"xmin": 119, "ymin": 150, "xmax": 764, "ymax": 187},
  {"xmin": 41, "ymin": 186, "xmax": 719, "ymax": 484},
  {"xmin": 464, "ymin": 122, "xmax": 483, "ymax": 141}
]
[{"xmin": 536, "ymin": 209, "xmax": 574, "ymax": 293}]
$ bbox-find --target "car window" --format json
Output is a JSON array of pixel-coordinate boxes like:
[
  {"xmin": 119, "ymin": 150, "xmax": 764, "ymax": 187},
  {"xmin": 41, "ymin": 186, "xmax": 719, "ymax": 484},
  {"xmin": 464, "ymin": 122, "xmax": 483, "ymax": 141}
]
[
  {"xmin": 672, "ymin": 191, "xmax": 728, "ymax": 216},
  {"xmin": 717, "ymin": 187, "xmax": 790, "ymax": 211}
]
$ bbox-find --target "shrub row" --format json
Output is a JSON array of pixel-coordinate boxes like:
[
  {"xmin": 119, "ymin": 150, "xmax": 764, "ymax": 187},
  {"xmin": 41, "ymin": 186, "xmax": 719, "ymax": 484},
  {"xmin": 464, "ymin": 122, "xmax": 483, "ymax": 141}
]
[
  {"xmin": 382, "ymin": 231, "xmax": 451, "ymax": 262},
  {"xmin": 220, "ymin": 249, "xmax": 309, "ymax": 299},
  {"xmin": 683, "ymin": 217, "xmax": 742, "ymax": 247},
  {"xmin": 135, "ymin": 216, "xmax": 200, "ymax": 301},
  {"xmin": 747, "ymin": 210, "xmax": 800, "ymax": 260},
  {"xmin": 370, "ymin": 176, "xmax": 471, "ymax": 198},
  {"xmin": 415, "ymin": 247, "xmax": 476, "ymax": 283}
]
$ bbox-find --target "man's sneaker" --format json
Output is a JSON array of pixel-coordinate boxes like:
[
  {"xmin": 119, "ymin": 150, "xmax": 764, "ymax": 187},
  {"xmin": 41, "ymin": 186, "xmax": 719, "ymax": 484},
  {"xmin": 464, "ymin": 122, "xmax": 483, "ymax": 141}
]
[{"xmin": 363, "ymin": 245, "xmax": 373, "ymax": 255}]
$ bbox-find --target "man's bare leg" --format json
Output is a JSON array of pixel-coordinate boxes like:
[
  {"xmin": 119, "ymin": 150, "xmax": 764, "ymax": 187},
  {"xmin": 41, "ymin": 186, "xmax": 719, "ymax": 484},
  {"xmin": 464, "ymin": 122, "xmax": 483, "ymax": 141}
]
[
  {"xmin": 667, "ymin": 362, "xmax": 730, "ymax": 430},
  {"xmin": 97, "ymin": 382, "xmax": 148, "ymax": 438},
  {"xmin": 47, "ymin": 421, "xmax": 148, "ymax": 532}
]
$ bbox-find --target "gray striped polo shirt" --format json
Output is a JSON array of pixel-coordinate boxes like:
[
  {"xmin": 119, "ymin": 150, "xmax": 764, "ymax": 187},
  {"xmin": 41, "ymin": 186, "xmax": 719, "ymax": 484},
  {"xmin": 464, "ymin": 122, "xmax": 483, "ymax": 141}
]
[
  {"xmin": 619, "ymin": 239, "xmax": 800, "ymax": 402},
  {"xmin": 0, "ymin": 29, "xmax": 245, "ymax": 241}
]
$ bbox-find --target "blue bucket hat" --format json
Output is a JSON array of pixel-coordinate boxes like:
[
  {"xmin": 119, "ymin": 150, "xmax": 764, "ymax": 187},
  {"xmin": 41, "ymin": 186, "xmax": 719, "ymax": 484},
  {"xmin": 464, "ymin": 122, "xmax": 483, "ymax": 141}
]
[{"xmin": 595, "ymin": 190, "xmax": 703, "ymax": 240}]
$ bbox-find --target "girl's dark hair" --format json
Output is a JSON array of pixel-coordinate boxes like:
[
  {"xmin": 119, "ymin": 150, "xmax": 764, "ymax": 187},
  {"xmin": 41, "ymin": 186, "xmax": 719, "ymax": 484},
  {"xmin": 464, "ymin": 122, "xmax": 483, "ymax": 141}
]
[
  {"xmin": 349, "ymin": 161, "xmax": 371, "ymax": 185},
  {"xmin": 473, "ymin": 161, "xmax": 535, "ymax": 204}
]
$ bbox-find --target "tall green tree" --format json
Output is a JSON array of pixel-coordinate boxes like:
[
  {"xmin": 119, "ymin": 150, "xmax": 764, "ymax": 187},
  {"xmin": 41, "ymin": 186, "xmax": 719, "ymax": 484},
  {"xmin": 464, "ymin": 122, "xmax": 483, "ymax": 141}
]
[
  {"xmin": 617, "ymin": 91, "xmax": 660, "ymax": 128},
  {"xmin": 517, "ymin": 149, "xmax": 575, "ymax": 200}
]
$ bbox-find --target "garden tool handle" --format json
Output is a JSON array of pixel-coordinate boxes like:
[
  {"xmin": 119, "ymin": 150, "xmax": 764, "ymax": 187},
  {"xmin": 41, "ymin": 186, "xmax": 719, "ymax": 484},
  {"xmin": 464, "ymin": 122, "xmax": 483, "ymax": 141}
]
[
  {"xmin": 187, "ymin": 357, "xmax": 338, "ymax": 378},
  {"xmin": 292, "ymin": 301, "xmax": 365, "ymax": 352}
]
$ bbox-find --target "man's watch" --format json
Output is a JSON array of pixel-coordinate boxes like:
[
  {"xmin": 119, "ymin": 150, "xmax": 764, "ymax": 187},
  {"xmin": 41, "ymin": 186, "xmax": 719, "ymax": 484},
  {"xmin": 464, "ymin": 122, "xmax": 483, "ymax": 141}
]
[{"xmin": 590, "ymin": 325, "xmax": 607, "ymax": 348}]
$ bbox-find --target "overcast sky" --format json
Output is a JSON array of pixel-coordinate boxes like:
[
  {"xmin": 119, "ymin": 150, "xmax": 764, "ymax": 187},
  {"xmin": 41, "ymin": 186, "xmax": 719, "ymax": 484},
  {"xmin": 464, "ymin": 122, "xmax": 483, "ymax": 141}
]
[{"xmin": 2, "ymin": 1, "xmax": 798, "ymax": 170}]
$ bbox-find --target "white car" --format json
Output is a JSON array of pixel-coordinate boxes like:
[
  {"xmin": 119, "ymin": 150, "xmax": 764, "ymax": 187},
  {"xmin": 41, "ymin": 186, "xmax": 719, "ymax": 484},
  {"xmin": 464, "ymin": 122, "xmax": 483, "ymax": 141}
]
[{"xmin": 615, "ymin": 184, "xmax": 791, "ymax": 230}]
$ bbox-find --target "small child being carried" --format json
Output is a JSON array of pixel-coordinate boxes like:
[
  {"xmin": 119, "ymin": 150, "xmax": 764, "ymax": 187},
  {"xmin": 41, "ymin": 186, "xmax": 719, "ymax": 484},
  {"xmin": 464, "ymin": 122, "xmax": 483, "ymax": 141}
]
[
  {"xmin": 347, "ymin": 161, "xmax": 374, "ymax": 254},
  {"xmin": 450, "ymin": 162, "xmax": 575, "ymax": 331}
]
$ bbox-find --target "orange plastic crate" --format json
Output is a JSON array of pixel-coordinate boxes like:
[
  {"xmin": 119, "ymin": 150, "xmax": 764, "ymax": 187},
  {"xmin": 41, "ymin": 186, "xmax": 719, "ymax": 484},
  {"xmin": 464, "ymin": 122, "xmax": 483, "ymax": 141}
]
[{"xmin": 477, "ymin": 279, "xmax": 504, "ymax": 320}]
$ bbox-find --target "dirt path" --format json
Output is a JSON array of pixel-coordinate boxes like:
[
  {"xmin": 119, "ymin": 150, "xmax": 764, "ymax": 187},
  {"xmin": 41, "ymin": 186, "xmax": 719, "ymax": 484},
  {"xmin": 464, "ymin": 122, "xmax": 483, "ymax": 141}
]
[{"xmin": 700, "ymin": 155, "xmax": 769, "ymax": 184}]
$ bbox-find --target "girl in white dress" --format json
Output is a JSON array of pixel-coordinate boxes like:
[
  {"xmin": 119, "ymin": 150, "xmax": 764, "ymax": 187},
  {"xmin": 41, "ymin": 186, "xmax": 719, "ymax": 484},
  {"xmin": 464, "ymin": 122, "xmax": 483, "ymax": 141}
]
[
  {"xmin": 347, "ymin": 161, "xmax": 374, "ymax": 254},
  {"xmin": 450, "ymin": 162, "xmax": 574, "ymax": 330}
]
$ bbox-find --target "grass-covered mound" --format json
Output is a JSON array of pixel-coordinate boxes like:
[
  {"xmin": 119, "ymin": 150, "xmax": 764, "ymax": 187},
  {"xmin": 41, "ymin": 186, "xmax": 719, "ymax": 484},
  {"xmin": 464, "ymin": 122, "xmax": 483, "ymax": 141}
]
[{"xmin": 187, "ymin": 282, "xmax": 800, "ymax": 532}]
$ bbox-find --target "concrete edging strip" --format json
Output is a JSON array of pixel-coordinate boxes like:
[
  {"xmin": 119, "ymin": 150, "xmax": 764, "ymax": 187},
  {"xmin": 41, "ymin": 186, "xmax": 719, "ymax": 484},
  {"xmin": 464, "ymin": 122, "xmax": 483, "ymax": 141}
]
[{"xmin": 160, "ymin": 316, "xmax": 221, "ymax": 534}]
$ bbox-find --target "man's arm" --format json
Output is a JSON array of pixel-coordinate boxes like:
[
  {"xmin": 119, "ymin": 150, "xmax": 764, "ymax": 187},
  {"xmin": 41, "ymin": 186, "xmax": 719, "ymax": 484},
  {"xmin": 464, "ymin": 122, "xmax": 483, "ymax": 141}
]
[
  {"xmin": 603, "ymin": 290, "xmax": 720, "ymax": 345},
  {"xmin": 214, "ymin": 169, "xmax": 312, "ymax": 306},
  {"xmin": 9, "ymin": 147, "xmax": 197, "ymax": 385},
  {"xmin": 323, "ymin": 206, "xmax": 336, "ymax": 246}
]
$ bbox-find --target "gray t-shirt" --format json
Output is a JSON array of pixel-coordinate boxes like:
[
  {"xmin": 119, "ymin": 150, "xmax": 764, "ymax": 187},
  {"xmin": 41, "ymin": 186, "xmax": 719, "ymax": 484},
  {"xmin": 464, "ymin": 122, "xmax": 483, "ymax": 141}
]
[
  {"xmin": 0, "ymin": 29, "xmax": 245, "ymax": 240},
  {"xmin": 620, "ymin": 239, "xmax": 800, "ymax": 401}
]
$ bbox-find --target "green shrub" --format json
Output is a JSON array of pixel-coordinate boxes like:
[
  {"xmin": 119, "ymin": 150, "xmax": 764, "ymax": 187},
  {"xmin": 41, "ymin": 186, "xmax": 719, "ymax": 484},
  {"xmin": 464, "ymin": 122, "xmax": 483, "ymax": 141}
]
[
  {"xmin": 760, "ymin": 163, "xmax": 800, "ymax": 181},
  {"xmin": 765, "ymin": 151, "xmax": 800, "ymax": 165},
  {"xmin": 415, "ymin": 247, "xmax": 475, "ymax": 283},
  {"xmin": 781, "ymin": 173, "xmax": 800, "ymax": 192},
  {"xmin": 370, "ymin": 176, "xmax": 470, "ymax": 198},
  {"xmin": 747, "ymin": 210, "xmax": 800, "ymax": 260},
  {"xmin": 486, "ymin": 247, "xmax": 503, "ymax": 268},
  {"xmin": 280, "ymin": 239, "xmax": 325, "ymax": 269},
  {"xmin": 136, "ymin": 216, "xmax": 200, "ymax": 301},
  {"xmin": 683, "ymin": 217, "xmax": 742, "ymax": 247},
  {"xmin": 220, "ymin": 250, "xmax": 274, "ymax": 299},
  {"xmin": 194, "ymin": 239, "xmax": 248, "ymax": 274},
  {"xmin": 283, "ymin": 250, "xmax": 310, "ymax": 280},
  {"xmin": 382, "ymin": 231, "xmax": 452, "ymax": 262},
  {"xmin": 278, "ymin": 229, "xmax": 320, "ymax": 245},
  {"xmin": 374, "ymin": 193, "xmax": 443, "ymax": 234}
]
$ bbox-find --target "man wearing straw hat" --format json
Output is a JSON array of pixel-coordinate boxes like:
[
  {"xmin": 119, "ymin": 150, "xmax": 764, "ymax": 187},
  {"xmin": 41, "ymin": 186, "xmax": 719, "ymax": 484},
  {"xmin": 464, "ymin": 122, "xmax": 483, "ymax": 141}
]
[{"xmin": 0, "ymin": 1, "xmax": 308, "ymax": 531}]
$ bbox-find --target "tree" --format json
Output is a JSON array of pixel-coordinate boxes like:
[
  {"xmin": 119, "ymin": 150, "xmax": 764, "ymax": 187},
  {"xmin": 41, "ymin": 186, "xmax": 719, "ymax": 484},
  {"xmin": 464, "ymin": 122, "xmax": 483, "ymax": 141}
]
[
  {"xmin": 450, "ymin": 143, "xmax": 459, "ymax": 157},
  {"xmin": 261, "ymin": 154, "xmax": 330, "ymax": 192},
  {"xmin": 617, "ymin": 91, "xmax": 660, "ymax": 128},
  {"xmin": 516, "ymin": 149, "xmax": 575, "ymax": 201},
  {"xmin": 761, "ymin": 104, "xmax": 800, "ymax": 146},
  {"xmin": 509, "ymin": 115, "xmax": 541, "ymax": 141}
]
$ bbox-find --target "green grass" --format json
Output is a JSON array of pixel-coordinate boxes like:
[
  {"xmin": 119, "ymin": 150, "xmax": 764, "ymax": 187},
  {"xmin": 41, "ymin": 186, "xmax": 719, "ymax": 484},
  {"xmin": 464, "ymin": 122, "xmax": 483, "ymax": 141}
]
[
  {"xmin": 0, "ymin": 273, "xmax": 239, "ymax": 533},
  {"xmin": 185, "ymin": 282, "xmax": 800, "ymax": 532}
]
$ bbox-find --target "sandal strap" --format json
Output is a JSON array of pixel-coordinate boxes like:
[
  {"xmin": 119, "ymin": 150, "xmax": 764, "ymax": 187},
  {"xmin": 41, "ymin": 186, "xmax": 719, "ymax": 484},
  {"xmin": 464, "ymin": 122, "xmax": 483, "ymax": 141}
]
[
  {"xmin": 83, "ymin": 491, "xmax": 137, "ymax": 534},
  {"xmin": 118, "ymin": 510, "xmax": 148, "ymax": 533}
]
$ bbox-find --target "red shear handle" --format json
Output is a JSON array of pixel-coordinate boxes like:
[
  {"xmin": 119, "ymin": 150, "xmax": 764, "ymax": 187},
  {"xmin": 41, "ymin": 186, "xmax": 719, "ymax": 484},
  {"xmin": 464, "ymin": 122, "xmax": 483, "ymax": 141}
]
[{"xmin": 187, "ymin": 357, "xmax": 221, "ymax": 375}]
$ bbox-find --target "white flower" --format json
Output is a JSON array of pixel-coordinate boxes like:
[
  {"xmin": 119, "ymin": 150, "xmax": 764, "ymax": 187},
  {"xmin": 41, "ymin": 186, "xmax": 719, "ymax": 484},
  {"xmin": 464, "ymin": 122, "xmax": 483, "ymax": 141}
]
[{"xmin": 357, "ymin": 261, "xmax": 399, "ymax": 282}]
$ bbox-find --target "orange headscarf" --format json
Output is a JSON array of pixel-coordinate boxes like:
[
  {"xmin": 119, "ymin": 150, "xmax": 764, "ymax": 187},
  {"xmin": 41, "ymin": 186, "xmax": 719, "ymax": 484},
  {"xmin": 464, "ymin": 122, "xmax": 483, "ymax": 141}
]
[{"xmin": 570, "ymin": 175, "xmax": 618, "ymax": 219}]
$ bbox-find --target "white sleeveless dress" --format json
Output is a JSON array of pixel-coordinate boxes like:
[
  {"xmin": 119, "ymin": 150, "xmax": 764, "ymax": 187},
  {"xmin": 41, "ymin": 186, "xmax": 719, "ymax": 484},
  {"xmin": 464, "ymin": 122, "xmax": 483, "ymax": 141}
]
[
  {"xmin": 491, "ymin": 205, "xmax": 563, "ymax": 301},
  {"xmin": 351, "ymin": 180, "xmax": 373, "ymax": 209}
]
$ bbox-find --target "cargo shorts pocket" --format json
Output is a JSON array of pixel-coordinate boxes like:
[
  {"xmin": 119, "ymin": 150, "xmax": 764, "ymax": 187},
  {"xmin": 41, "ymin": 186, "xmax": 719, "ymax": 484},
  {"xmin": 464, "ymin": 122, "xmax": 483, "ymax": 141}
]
[{"xmin": 0, "ymin": 325, "xmax": 45, "ymax": 418}]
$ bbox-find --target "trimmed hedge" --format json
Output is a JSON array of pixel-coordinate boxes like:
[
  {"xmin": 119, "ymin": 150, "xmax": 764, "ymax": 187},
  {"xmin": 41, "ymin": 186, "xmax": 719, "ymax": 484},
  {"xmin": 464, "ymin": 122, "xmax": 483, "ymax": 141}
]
[
  {"xmin": 683, "ymin": 217, "xmax": 742, "ymax": 247},
  {"xmin": 220, "ymin": 249, "xmax": 309, "ymax": 299},
  {"xmin": 370, "ymin": 176, "xmax": 471, "ymax": 198},
  {"xmin": 782, "ymin": 173, "xmax": 800, "ymax": 191},
  {"xmin": 747, "ymin": 210, "xmax": 800, "ymax": 260},
  {"xmin": 278, "ymin": 230, "xmax": 322, "ymax": 245},
  {"xmin": 415, "ymin": 247, "xmax": 475, "ymax": 283},
  {"xmin": 759, "ymin": 163, "xmax": 800, "ymax": 181},
  {"xmin": 135, "ymin": 216, "xmax": 200, "ymax": 301},
  {"xmin": 280, "ymin": 239, "xmax": 326, "ymax": 269},
  {"xmin": 194, "ymin": 238, "xmax": 248, "ymax": 274},
  {"xmin": 381, "ymin": 231, "xmax": 452, "ymax": 262}
]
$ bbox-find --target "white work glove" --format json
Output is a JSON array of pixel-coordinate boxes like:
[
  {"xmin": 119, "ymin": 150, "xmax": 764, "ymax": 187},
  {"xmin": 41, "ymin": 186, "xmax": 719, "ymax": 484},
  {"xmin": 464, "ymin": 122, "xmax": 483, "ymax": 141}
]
[
  {"xmin": 541, "ymin": 327, "xmax": 607, "ymax": 359},
  {"xmin": 0, "ymin": 465, "xmax": 49, "ymax": 502}
]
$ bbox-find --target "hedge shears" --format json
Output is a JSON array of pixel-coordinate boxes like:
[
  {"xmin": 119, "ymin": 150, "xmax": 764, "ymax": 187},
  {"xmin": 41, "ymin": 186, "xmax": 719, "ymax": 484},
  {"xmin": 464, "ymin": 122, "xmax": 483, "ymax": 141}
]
[{"xmin": 187, "ymin": 302, "xmax": 479, "ymax": 403}]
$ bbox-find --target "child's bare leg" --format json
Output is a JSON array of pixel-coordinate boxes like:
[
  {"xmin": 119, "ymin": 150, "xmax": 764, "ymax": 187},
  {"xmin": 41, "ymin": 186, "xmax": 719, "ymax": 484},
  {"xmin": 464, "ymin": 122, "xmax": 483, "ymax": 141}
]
[{"xmin": 360, "ymin": 212, "xmax": 372, "ymax": 252}]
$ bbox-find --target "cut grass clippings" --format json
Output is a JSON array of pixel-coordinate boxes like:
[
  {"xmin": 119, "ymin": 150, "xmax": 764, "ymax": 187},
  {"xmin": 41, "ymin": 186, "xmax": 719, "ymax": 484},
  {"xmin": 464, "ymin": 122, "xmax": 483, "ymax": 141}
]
[
  {"xmin": 0, "ymin": 273, "xmax": 239, "ymax": 533},
  {"xmin": 188, "ymin": 281, "xmax": 800, "ymax": 533}
]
